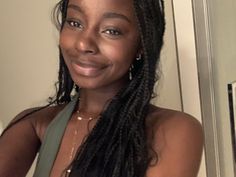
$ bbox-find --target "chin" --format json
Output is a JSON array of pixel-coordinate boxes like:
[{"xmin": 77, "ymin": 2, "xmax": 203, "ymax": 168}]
[{"xmin": 73, "ymin": 79, "xmax": 104, "ymax": 90}]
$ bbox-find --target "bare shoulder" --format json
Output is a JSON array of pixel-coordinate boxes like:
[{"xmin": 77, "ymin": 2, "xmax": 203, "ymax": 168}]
[
  {"xmin": 146, "ymin": 105, "xmax": 203, "ymax": 141},
  {"xmin": 0, "ymin": 105, "xmax": 66, "ymax": 177},
  {"xmin": 6, "ymin": 104, "xmax": 66, "ymax": 140},
  {"xmin": 146, "ymin": 105, "xmax": 204, "ymax": 177}
]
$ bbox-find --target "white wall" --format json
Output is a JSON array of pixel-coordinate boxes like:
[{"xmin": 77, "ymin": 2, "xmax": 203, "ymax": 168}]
[
  {"xmin": 153, "ymin": 0, "xmax": 182, "ymax": 111},
  {"xmin": 0, "ymin": 1, "xmax": 58, "ymax": 127}
]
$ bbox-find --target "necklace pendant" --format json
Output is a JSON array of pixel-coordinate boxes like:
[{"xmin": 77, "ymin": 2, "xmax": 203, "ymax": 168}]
[
  {"xmin": 77, "ymin": 116, "xmax": 93, "ymax": 121},
  {"xmin": 76, "ymin": 110, "xmax": 100, "ymax": 121},
  {"xmin": 66, "ymin": 168, "xmax": 72, "ymax": 175},
  {"xmin": 77, "ymin": 116, "xmax": 83, "ymax": 120}
]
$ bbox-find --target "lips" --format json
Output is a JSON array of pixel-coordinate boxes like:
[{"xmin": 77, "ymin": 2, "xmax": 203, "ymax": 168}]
[{"xmin": 70, "ymin": 59, "xmax": 108, "ymax": 77}]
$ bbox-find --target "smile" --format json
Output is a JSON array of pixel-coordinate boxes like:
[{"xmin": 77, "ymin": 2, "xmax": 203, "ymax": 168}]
[{"xmin": 71, "ymin": 60, "xmax": 108, "ymax": 77}]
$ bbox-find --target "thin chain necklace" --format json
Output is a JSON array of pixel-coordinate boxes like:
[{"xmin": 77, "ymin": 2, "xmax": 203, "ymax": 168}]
[
  {"xmin": 65, "ymin": 110, "xmax": 101, "ymax": 176},
  {"xmin": 76, "ymin": 110, "xmax": 101, "ymax": 121}
]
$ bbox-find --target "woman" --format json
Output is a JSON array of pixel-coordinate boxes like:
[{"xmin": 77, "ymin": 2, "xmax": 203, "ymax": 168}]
[{"xmin": 0, "ymin": 0, "xmax": 203, "ymax": 176}]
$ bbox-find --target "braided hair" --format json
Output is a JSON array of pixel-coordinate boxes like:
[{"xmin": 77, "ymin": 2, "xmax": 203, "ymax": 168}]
[{"xmin": 53, "ymin": 0, "xmax": 165, "ymax": 176}]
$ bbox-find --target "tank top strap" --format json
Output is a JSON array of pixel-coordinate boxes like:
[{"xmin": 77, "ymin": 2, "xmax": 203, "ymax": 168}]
[{"xmin": 33, "ymin": 94, "xmax": 79, "ymax": 177}]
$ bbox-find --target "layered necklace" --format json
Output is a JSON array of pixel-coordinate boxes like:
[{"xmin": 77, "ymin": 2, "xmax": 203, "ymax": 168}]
[{"xmin": 65, "ymin": 109, "xmax": 101, "ymax": 176}]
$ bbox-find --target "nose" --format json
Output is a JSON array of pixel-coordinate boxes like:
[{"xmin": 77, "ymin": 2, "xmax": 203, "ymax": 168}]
[{"xmin": 75, "ymin": 30, "xmax": 99, "ymax": 55}]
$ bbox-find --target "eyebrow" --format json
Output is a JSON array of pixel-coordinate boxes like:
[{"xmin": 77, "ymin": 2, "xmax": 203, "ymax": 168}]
[
  {"xmin": 102, "ymin": 12, "xmax": 131, "ymax": 23},
  {"xmin": 67, "ymin": 4, "xmax": 131, "ymax": 23},
  {"xmin": 67, "ymin": 4, "xmax": 84, "ymax": 13}
]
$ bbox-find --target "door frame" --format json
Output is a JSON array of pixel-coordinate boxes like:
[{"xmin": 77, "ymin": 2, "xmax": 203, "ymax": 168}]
[
  {"xmin": 190, "ymin": 0, "xmax": 236, "ymax": 176},
  {"xmin": 171, "ymin": 0, "xmax": 208, "ymax": 176}
]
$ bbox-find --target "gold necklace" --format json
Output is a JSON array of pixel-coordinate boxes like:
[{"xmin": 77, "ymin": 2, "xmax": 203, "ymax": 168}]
[
  {"xmin": 65, "ymin": 110, "xmax": 101, "ymax": 175},
  {"xmin": 76, "ymin": 110, "xmax": 101, "ymax": 121}
]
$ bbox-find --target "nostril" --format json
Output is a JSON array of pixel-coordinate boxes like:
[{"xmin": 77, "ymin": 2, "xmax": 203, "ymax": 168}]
[{"xmin": 85, "ymin": 50, "xmax": 95, "ymax": 54}]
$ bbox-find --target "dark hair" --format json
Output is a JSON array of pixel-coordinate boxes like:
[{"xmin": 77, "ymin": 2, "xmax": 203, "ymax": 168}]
[{"xmin": 53, "ymin": 0, "xmax": 165, "ymax": 177}]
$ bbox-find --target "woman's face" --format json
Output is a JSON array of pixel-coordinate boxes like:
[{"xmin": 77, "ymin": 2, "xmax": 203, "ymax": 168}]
[{"xmin": 60, "ymin": 0, "xmax": 140, "ymax": 90}]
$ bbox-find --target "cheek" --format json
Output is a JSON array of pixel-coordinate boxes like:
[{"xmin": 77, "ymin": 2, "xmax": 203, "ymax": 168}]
[
  {"xmin": 59, "ymin": 32, "xmax": 75, "ymax": 71},
  {"xmin": 59, "ymin": 36, "xmax": 67, "ymax": 51},
  {"xmin": 59, "ymin": 30, "xmax": 74, "ymax": 52},
  {"xmin": 101, "ymin": 40, "xmax": 138, "ymax": 67},
  {"xmin": 59, "ymin": 31, "xmax": 77, "ymax": 67}
]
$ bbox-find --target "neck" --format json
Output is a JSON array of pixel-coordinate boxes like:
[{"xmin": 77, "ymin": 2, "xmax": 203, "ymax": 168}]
[
  {"xmin": 77, "ymin": 87, "xmax": 120, "ymax": 114},
  {"xmin": 76, "ymin": 76, "xmax": 129, "ymax": 114}
]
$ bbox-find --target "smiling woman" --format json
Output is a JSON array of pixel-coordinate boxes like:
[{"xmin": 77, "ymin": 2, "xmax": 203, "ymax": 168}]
[
  {"xmin": 60, "ymin": 0, "xmax": 140, "ymax": 90},
  {"xmin": 0, "ymin": 0, "xmax": 203, "ymax": 177}
]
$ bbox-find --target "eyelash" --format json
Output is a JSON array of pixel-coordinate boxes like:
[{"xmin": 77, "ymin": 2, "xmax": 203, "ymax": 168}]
[
  {"xmin": 65, "ymin": 19, "xmax": 123, "ymax": 36},
  {"xmin": 66, "ymin": 19, "xmax": 83, "ymax": 29},
  {"xmin": 103, "ymin": 29, "xmax": 122, "ymax": 36}
]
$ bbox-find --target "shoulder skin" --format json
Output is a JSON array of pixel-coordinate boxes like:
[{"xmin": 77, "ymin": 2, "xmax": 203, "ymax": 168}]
[
  {"xmin": 146, "ymin": 105, "xmax": 204, "ymax": 177},
  {"xmin": 0, "ymin": 105, "xmax": 65, "ymax": 177}
]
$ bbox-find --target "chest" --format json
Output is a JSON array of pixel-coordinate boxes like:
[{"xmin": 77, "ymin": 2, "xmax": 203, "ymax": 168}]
[{"xmin": 49, "ymin": 115, "xmax": 98, "ymax": 177}]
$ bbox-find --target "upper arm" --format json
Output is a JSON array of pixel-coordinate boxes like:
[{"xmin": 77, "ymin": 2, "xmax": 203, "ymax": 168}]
[
  {"xmin": 146, "ymin": 113, "xmax": 204, "ymax": 177},
  {"xmin": 0, "ymin": 109, "xmax": 41, "ymax": 177}
]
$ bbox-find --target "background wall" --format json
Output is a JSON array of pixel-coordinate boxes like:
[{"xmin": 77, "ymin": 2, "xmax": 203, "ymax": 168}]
[{"xmin": 0, "ymin": 1, "xmax": 58, "ymax": 127}]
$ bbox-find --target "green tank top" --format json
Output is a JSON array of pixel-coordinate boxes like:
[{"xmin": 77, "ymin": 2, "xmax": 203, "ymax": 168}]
[{"xmin": 33, "ymin": 95, "xmax": 79, "ymax": 177}]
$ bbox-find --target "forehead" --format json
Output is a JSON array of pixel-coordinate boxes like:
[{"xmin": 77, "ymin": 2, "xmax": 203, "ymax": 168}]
[{"xmin": 67, "ymin": 0, "xmax": 135, "ymax": 15}]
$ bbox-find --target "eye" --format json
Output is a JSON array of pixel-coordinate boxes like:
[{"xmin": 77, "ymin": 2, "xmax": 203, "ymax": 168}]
[
  {"xmin": 66, "ymin": 19, "xmax": 83, "ymax": 29},
  {"xmin": 103, "ymin": 28, "xmax": 122, "ymax": 36}
]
